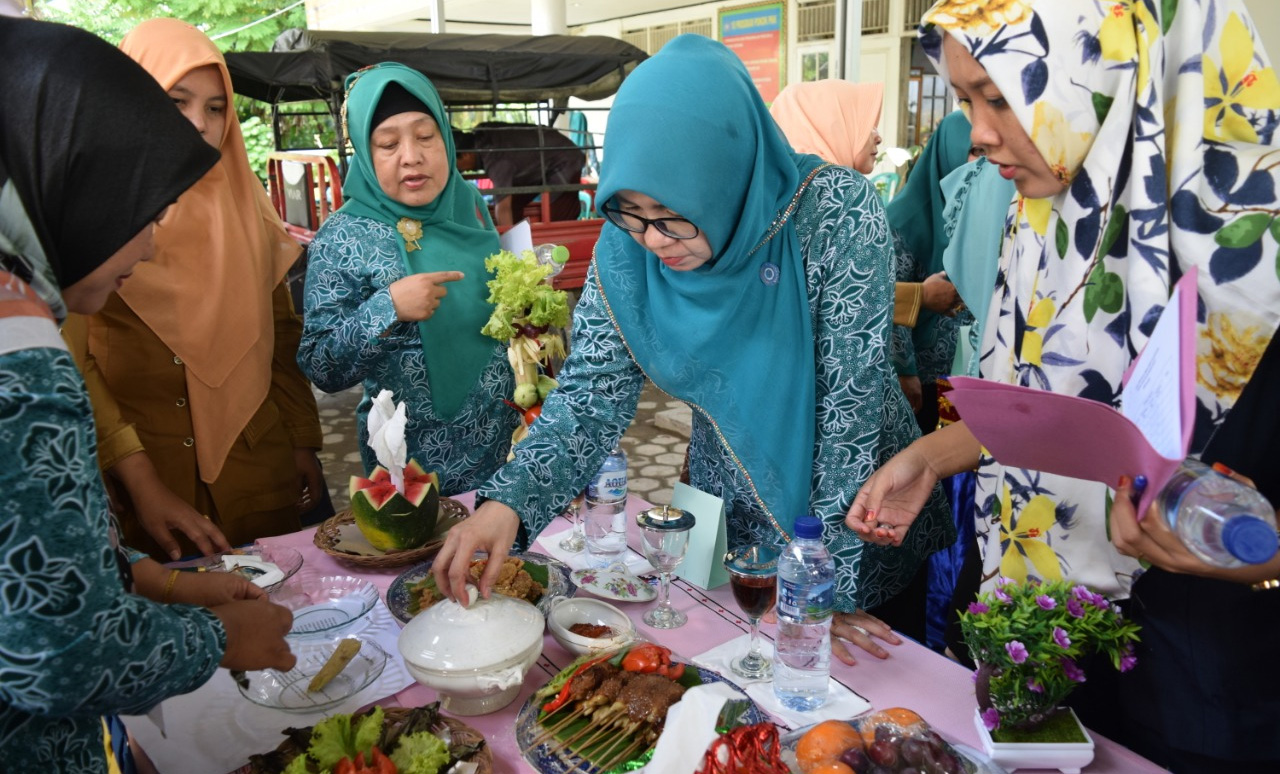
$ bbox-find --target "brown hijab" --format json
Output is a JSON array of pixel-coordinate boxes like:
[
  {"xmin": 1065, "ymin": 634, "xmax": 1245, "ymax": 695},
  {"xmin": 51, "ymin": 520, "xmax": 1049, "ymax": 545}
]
[{"xmin": 118, "ymin": 18, "xmax": 300, "ymax": 482}]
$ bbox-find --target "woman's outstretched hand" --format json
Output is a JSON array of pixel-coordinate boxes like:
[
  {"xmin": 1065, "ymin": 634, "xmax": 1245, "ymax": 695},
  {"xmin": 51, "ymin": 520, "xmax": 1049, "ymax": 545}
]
[
  {"xmin": 431, "ymin": 499, "xmax": 521, "ymax": 605},
  {"xmin": 846, "ymin": 446, "xmax": 939, "ymax": 546}
]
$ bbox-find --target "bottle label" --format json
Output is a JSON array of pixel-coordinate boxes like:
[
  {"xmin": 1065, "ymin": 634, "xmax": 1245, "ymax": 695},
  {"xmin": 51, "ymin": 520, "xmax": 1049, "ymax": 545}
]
[
  {"xmin": 587, "ymin": 470, "xmax": 627, "ymax": 503},
  {"xmin": 777, "ymin": 579, "xmax": 834, "ymax": 624}
]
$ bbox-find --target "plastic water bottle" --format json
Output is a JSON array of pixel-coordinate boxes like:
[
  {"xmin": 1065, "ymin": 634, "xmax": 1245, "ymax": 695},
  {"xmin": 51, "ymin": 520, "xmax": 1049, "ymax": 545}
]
[
  {"xmin": 774, "ymin": 515, "xmax": 835, "ymax": 711},
  {"xmin": 1155, "ymin": 459, "xmax": 1278, "ymax": 568},
  {"xmin": 583, "ymin": 445, "xmax": 628, "ymax": 568}
]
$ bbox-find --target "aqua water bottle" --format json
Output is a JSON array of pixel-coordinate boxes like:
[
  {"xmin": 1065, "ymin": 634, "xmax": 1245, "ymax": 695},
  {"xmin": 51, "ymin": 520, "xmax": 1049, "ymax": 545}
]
[
  {"xmin": 1155, "ymin": 459, "xmax": 1278, "ymax": 568},
  {"xmin": 774, "ymin": 515, "xmax": 835, "ymax": 711}
]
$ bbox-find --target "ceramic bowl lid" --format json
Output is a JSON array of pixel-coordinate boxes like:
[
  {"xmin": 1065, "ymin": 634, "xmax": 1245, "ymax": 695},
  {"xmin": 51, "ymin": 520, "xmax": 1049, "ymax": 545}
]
[{"xmin": 398, "ymin": 586, "xmax": 544, "ymax": 672}]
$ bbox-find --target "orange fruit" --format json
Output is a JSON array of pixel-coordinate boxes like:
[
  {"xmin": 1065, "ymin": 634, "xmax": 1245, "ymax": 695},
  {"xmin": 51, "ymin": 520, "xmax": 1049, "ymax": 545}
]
[
  {"xmin": 795, "ymin": 720, "xmax": 862, "ymax": 773},
  {"xmin": 858, "ymin": 707, "xmax": 926, "ymax": 746},
  {"xmin": 808, "ymin": 763, "xmax": 855, "ymax": 774}
]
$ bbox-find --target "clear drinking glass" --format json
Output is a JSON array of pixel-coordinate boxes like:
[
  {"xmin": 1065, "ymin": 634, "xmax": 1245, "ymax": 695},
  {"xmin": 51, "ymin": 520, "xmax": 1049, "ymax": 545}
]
[
  {"xmin": 723, "ymin": 544, "xmax": 779, "ymax": 679},
  {"xmin": 558, "ymin": 492, "xmax": 586, "ymax": 553},
  {"xmin": 635, "ymin": 505, "xmax": 695, "ymax": 629}
]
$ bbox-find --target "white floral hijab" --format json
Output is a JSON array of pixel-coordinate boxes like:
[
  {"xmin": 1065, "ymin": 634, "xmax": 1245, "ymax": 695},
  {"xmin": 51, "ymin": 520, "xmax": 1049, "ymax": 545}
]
[{"xmin": 921, "ymin": 0, "xmax": 1280, "ymax": 597}]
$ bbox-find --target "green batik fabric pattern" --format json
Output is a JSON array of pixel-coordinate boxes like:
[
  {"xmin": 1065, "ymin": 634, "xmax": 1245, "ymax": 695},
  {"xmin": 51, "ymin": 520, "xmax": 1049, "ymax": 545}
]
[
  {"xmin": 0, "ymin": 340, "xmax": 224, "ymax": 771},
  {"xmin": 481, "ymin": 167, "xmax": 952, "ymax": 612},
  {"xmin": 920, "ymin": 0, "xmax": 1280, "ymax": 598},
  {"xmin": 297, "ymin": 212, "xmax": 518, "ymax": 495}
]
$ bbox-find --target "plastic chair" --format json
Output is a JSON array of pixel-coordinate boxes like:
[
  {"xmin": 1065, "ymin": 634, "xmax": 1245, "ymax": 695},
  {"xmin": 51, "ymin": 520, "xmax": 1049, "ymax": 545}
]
[
  {"xmin": 578, "ymin": 190, "xmax": 595, "ymax": 219},
  {"xmin": 869, "ymin": 172, "xmax": 901, "ymax": 204}
]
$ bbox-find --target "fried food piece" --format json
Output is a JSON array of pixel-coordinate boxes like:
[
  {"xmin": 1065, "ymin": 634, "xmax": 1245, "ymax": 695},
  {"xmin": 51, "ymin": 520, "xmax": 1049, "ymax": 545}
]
[{"xmin": 308, "ymin": 638, "xmax": 361, "ymax": 692}]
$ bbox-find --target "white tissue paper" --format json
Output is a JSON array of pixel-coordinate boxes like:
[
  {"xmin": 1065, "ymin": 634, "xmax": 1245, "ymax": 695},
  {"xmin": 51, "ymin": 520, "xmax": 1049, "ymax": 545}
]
[
  {"xmin": 368, "ymin": 389, "xmax": 408, "ymax": 494},
  {"xmin": 642, "ymin": 682, "xmax": 746, "ymax": 773}
]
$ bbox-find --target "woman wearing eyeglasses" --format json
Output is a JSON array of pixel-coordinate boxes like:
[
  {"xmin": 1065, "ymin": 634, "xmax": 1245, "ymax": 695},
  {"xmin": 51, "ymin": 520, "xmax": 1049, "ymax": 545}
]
[{"xmin": 434, "ymin": 35, "xmax": 953, "ymax": 663}]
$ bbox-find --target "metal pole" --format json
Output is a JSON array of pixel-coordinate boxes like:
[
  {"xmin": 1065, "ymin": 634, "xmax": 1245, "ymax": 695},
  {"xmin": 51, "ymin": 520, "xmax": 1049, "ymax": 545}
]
[{"xmin": 429, "ymin": 0, "xmax": 446, "ymax": 33}]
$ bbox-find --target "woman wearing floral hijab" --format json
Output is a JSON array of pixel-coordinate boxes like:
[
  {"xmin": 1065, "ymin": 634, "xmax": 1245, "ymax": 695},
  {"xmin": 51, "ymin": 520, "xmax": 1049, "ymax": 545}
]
[
  {"xmin": 436, "ymin": 35, "xmax": 954, "ymax": 662},
  {"xmin": 63, "ymin": 18, "xmax": 327, "ymax": 560},
  {"xmin": 298, "ymin": 63, "xmax": 517, "ymax": 494},
  {"xmin": 849, "ymin": 1, "xmax": 1280, "ymax": 769},
  {"xmin": 0, "ymin": 18, "xmax": 294, "ymax": 770}
]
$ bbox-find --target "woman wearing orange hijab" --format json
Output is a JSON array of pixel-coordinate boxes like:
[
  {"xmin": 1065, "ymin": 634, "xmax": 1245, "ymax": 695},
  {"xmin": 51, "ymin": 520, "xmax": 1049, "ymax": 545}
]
[{"xmin": 62, "ymin": 18, "xmax": 326, "ymax": 560}]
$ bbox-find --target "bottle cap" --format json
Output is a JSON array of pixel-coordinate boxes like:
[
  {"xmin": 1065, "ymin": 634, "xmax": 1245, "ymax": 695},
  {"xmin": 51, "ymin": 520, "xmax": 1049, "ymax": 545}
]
[
  {"xmin": 793, "ymin": 515, "xmax": 822, "ymax": 540},
  {"xmin": 1223, "ymin": 516, "xmax": 1280, "ymax": 564}
]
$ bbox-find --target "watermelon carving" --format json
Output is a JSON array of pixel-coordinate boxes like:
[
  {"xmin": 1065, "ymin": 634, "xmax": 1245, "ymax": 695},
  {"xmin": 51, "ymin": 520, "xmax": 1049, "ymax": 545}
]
[{"xmin": 349, "ymin": 460, "xmax": 441, "ymax": 551}]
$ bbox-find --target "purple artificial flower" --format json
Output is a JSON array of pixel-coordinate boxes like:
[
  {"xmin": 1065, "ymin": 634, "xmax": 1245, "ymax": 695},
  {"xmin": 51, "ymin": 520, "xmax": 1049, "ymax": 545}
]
[
  {"xmin": 1036, "ymin": 595, "xmax": 1057, "ymax": 611},
  {"xmin": 1026, "ymin": 677, "xmax": 1043, "ymax": 693},
  {"xmin": 1072, "ymin": 585, "xmax": 1092, "ymax": 602},
  {"xmin": 1090, "ymin": 591, "xmax": 1109, "ymax": 608},
  {"xmin": 1120, "ymin": 645, "xmax": 1138, "ymax": 673},
  {"xmin": 1053, "ymin": 626, "xmax": 1071, "ymax": 649},
  {"xmin": 1006, "ymin": 640, "xmax": 1028, "ymax": 664},
  {"xmin": 996, "ymin": 576, "xmax": 1012, "ymax": 587},
  {"xmin": 981, "ymin": 707, "xmax": 1001, "ymax": 731},
  {"xmin": 1061, "ymin": 658, "xmax": 1087, "ymax": 683},
  {"xmin": 993, "ymin": 588, "xmax": 1012, "ymax": 604},
  {"xmin": 1067, "ymin": 598, "xmax": 1085, "ymax": 618},
  {"xmin": 968, "ymin": 601, "xmax": 990, "ymax": 615}
]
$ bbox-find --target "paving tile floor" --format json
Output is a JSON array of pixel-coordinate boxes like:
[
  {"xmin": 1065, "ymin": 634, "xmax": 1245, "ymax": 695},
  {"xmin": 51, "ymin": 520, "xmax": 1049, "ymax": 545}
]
[{"xmin": 315, "ymin": 380, "xmax": 689, "ymax": 513}]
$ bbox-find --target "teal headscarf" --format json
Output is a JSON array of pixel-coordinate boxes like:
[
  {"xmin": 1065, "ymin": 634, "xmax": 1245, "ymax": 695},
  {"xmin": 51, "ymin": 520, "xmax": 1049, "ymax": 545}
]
[
  {"xmin": 940, "ymin": 157, "xmax": 1016, "ymax": 376},
  {"xmin": 594, "ymin": 35, "xmax": 824, "ymax": 536},
  {"xmin": 339, "ymin": 63, "xmax": 500, "ymax": 420}
]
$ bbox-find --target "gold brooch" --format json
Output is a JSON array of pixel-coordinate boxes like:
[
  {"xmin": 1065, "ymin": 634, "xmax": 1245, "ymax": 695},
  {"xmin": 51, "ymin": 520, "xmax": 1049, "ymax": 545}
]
[{"xmin": 396, "ymin": 217, "xmax": 423, "ymax": 252}]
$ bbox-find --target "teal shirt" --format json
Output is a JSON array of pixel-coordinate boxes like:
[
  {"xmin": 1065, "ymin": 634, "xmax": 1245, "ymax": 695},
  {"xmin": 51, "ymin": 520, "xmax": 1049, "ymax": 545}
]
[
  {"xmin": 480, "ymin": 167, "xmax": 953, "ymax": 611},
  {"xmin": 0, "ymin": 337, "xmax": 224, "ymax": 770},
  {"xmin": 297, "ymin": 211, "xmax": 518, "ymax": 494}
]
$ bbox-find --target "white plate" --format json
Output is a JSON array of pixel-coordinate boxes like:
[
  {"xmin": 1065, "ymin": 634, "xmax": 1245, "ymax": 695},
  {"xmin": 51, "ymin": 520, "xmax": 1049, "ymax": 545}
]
[{"xmin": 571, "ymin": 568, "xmax": 656, "ymax": 602}]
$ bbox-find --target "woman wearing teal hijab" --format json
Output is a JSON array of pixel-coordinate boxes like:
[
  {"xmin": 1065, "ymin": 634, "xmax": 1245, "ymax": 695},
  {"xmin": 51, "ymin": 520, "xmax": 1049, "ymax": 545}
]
[
  {"xmin": 298, "ymin": 63, "xmax": 517, "ymax": 494},
  {"xmin": 888, "ymin": 110, "xmax": 975, "ymax": 433},
  {"xmin": 435, "ymin": 35, "xmax": 953, "ymax": 663}
]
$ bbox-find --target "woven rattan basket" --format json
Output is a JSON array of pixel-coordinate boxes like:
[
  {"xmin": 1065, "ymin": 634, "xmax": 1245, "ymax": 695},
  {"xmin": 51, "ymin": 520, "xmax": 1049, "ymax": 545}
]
[{"xmin": 312, "ymin": 498, "xmax": 469, "ymax": 569}]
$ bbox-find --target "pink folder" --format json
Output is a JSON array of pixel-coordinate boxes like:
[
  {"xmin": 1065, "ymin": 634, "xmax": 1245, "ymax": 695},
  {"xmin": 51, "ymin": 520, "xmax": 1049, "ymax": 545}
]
[{"xmin": 945, "ymin": 270, "xmax": 1198, "ymax": 517}]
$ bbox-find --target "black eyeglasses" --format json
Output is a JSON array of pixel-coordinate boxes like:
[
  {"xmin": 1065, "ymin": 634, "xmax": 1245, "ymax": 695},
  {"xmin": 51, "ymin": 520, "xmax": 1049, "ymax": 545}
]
[{"xmin": 600, "ymin": 204, "xmax": 700, "ymax": 240}]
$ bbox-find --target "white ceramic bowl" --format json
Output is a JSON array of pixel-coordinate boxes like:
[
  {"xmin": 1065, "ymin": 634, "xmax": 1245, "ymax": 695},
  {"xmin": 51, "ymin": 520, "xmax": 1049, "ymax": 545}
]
[
  {"xmin": 398, "ymin": 587, "xmax": 544, "ymax": 715},
  {"xmin": 547, "ymin": 597, "xmax": 635, "ymax": 656}
]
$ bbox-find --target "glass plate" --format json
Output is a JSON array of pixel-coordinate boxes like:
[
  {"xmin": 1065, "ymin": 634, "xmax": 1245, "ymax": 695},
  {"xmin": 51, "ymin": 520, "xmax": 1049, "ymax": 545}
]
[
  {"xmin": 236, "ymin": 637, "xmax": 388, "ymax": 714},
  {"xmin": 515, "ymin": 663, "xmax": 768, "ymax": 774},
  {"xmin": 168, "ymin": 544, "xmax": 303, "ymax": 593},
  {"xmin": 272, "ymin": 574, "xmax": 380, "ymax": 637},
  {"xmin": 386, "ymin": 550, "xmax": 575, "ymax": 623}
]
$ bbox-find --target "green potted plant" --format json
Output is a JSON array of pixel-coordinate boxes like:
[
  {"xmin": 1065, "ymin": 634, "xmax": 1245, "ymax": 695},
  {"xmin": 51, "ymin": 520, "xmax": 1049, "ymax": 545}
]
[{"xmin": 959, "ymin": 578, "xmax": 1141, "ymax": 773}]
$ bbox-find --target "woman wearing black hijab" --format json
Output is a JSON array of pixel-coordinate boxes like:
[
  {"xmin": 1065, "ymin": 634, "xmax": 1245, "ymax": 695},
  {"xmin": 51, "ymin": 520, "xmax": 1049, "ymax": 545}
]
[{"xmin": 0, "ymin": 18, "xmax": 294, "ymax": 770}]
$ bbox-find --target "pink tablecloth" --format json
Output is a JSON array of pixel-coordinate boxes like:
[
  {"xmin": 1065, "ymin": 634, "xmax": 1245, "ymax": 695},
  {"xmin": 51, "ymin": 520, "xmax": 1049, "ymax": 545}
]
[{"xmin": 220, "ymin": 493, "xmax": 1163, "ymax": 774}]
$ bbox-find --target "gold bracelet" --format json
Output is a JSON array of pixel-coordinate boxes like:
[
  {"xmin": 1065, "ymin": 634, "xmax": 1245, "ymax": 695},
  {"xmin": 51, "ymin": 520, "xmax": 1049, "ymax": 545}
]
[
  {"xmin": 1251, "ymin": 578, "xmax": 1280, "ymax": 592},
  {"xmin": 161, "ymin": 569, "xmax": 180, "ymax": 603}
]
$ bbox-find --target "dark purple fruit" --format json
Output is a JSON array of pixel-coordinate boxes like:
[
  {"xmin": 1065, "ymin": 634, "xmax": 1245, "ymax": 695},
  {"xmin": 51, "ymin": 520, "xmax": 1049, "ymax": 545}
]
[
  {"xmin": 900, "ymin": 737, "xmax": 927, "ymax": 766},
  {"xmin": 900, "ymin": 768, "xmax": 922, "ymax": 774},
  {"xmin": 867, "ymin": 739, "xmax": 899, "ymax": 768},
  {"xmin": 873, "ymin": 724, "xmax": 901, "ymax": 744},
  {"xmin": 838, "ymin": 747, "xmax": 871, "ymax": 773}
]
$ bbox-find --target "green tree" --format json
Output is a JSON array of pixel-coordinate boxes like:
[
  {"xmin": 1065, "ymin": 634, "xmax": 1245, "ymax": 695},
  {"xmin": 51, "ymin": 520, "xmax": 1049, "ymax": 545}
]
[{"xmin": 36, "ymin": 0, "xmax": 305, "ymax": 52}]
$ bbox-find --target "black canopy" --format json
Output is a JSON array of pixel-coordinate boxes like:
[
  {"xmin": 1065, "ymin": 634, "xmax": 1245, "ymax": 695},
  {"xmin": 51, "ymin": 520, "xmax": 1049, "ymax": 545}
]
[{"xmin": 225, "ymin": 29, "xmax": 647, "ymax": 105}]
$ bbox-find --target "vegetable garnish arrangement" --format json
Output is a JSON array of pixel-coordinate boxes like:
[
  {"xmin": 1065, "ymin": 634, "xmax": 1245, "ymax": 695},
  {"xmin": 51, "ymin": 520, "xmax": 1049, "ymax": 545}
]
[
  {"xmin": 248, "ymin": 703, "xmax": 487, "ymax": 774},
  {"xmin": 479, "ymin": 249, "xmax": 571, "ymax": 450}
]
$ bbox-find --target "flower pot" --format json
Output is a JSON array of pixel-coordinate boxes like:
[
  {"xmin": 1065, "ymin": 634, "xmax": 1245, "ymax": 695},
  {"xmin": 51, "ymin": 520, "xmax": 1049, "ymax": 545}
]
[{"xmin": 973, "ymin": 707, "xmax": 1095, "ymax": 774}]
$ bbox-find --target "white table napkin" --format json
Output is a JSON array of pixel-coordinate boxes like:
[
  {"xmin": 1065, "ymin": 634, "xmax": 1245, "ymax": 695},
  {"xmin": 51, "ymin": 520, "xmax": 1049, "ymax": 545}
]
[
  {"xmin": 642, "ymin": 682, "xmax": 745, "ymax": 773},
  {"xmin": 534, "ymin": 523, "xmax": 655, "ymax": 575},
  {"xmin": 693, "ymin": 634, "xmax": 872, "ymax": 729}
]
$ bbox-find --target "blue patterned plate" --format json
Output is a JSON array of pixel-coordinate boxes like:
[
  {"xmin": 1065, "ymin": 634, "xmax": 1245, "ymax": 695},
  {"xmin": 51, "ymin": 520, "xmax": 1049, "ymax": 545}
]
[
  {"xmin": 515, "ymin": 663, "xmax": 768, "ymax": 774},
  {"xmin": 386, "ymin": 550, "xmax": 575, "ymax": 624}
]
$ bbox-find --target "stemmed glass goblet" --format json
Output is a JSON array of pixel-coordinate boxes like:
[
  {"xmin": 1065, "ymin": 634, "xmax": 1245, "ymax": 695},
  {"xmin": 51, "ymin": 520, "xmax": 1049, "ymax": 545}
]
[
  {"xmin": 723, "ymin": 544, "xmax": 779, "ymax": 679},
  {"xmin": 558, "ymin": 491, "xmax": 586, "ymax": 552},
  {"xmin": 635, "ymin": 505, "xmax": 695, "ymax": 629}
]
